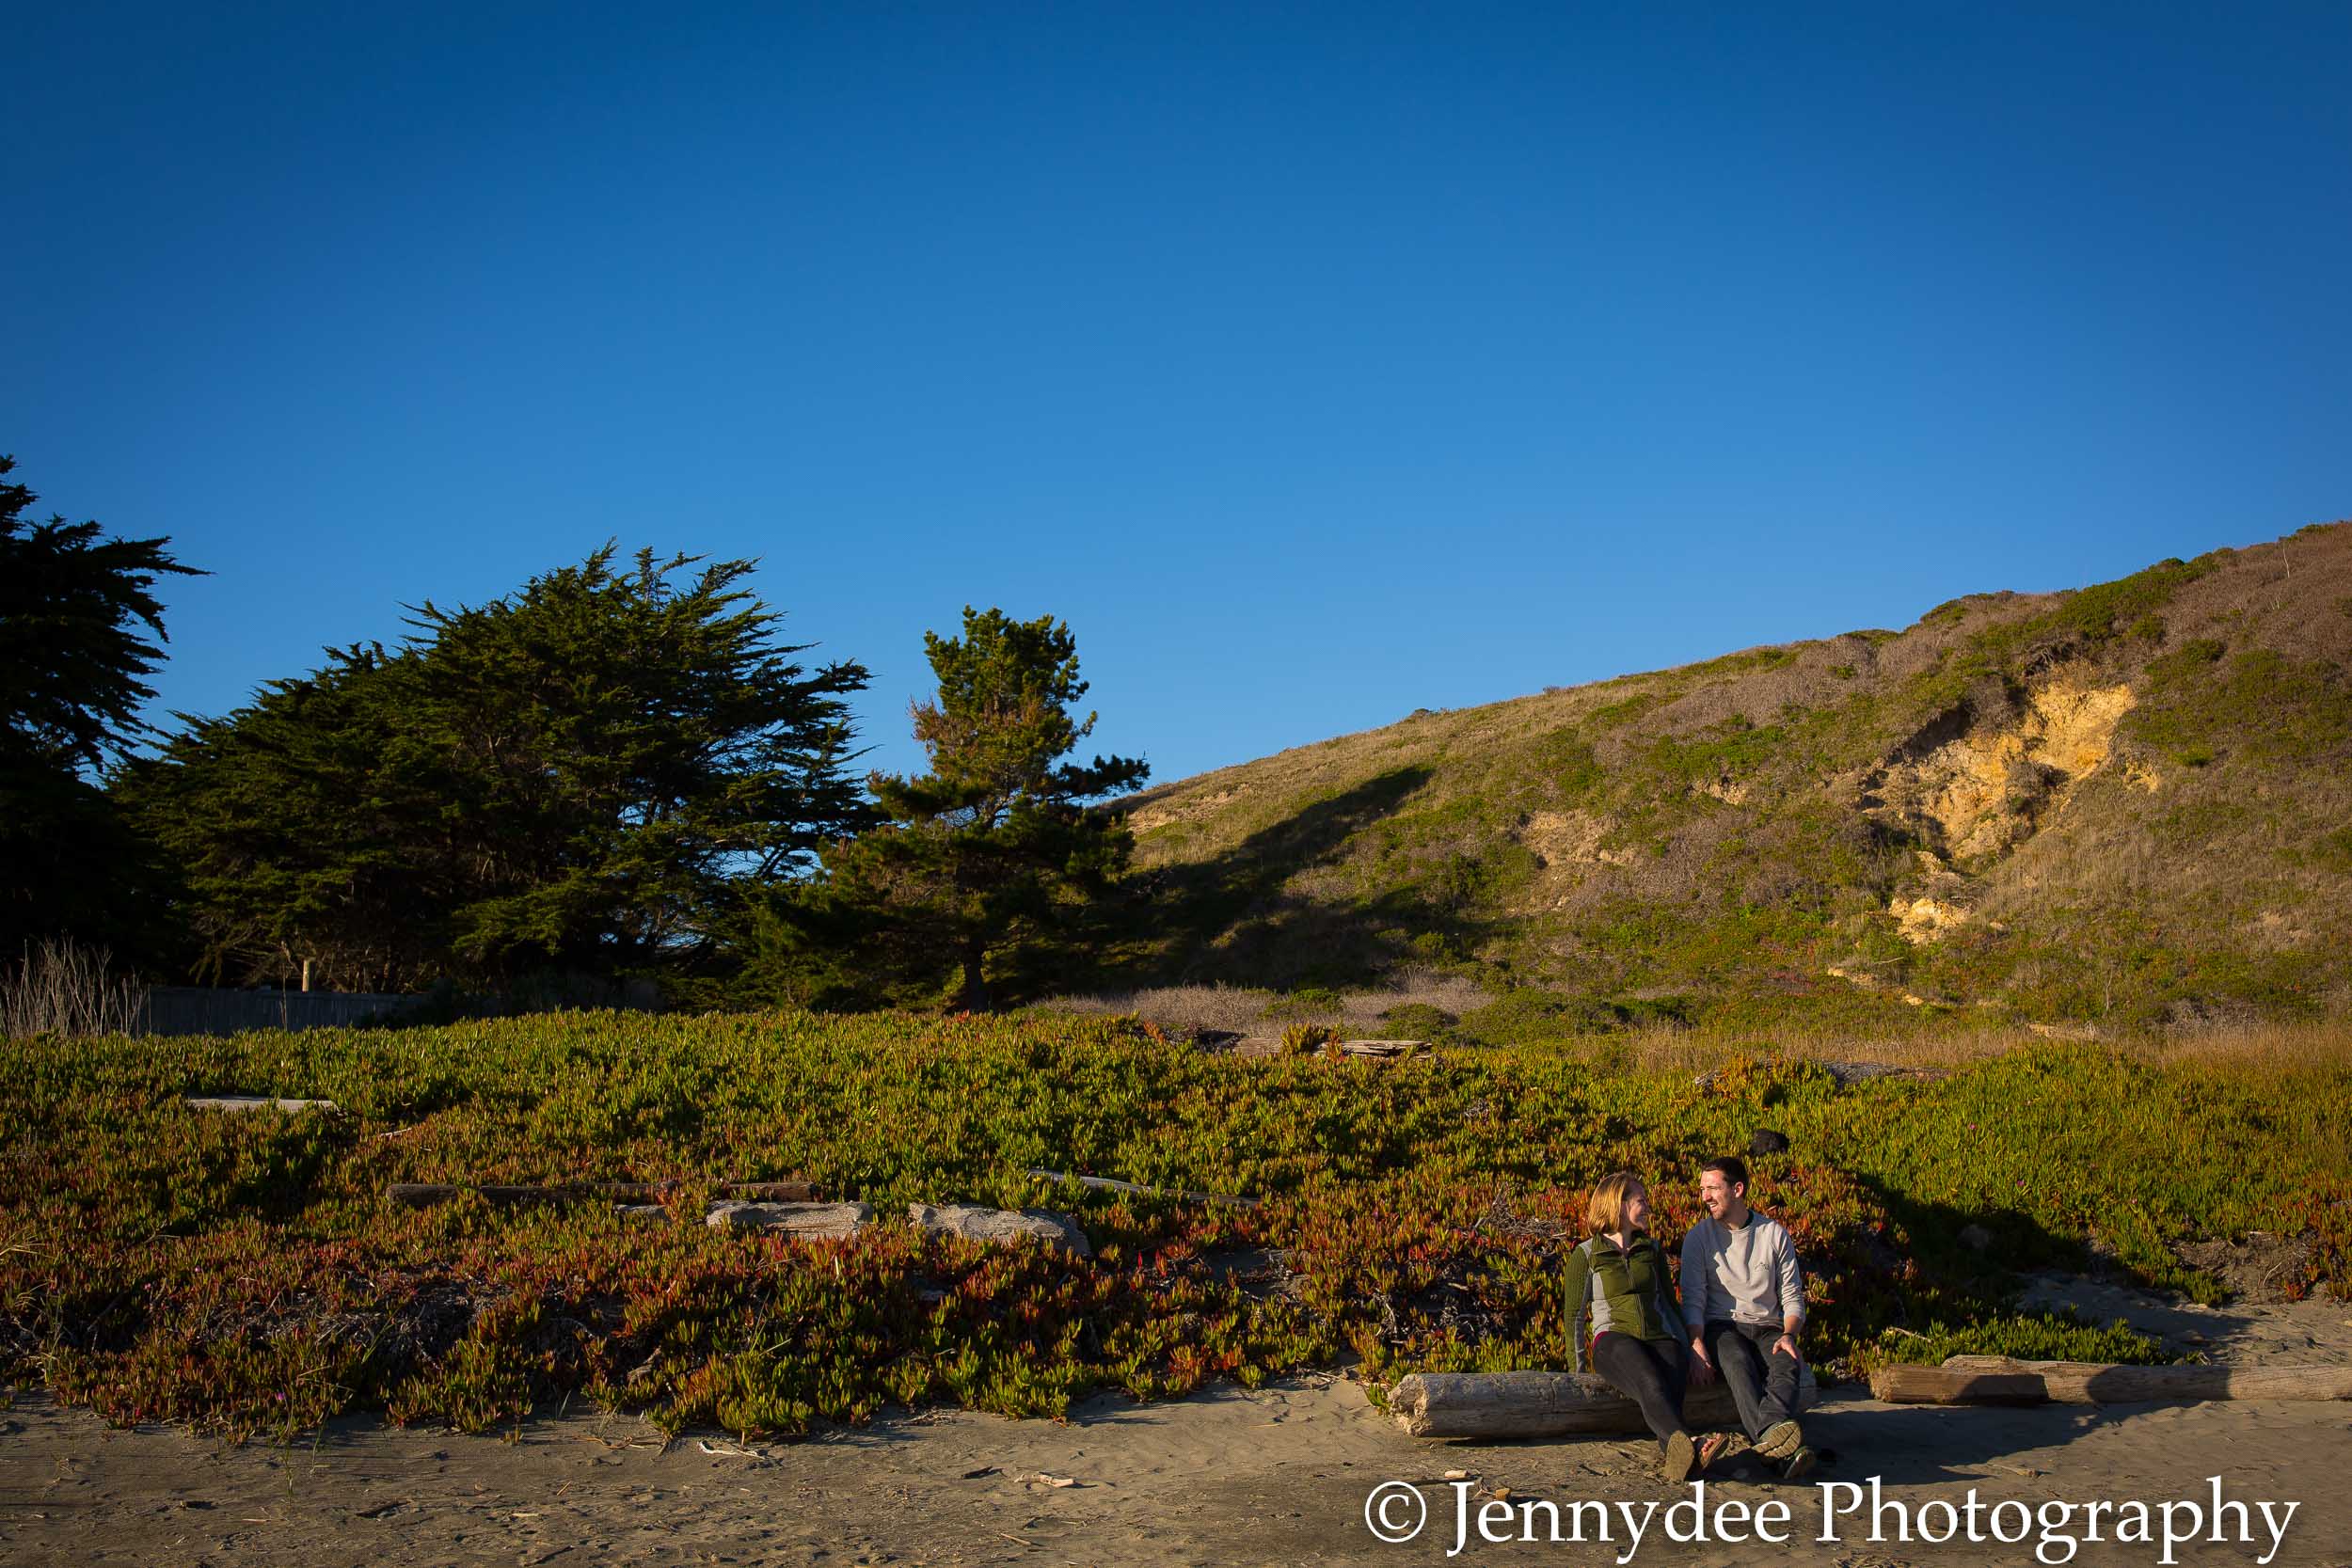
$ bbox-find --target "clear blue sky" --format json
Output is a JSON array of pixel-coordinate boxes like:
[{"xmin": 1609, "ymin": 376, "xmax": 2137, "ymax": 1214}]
[{"xmin": 8, "ymin": 2, "xmax": 2348, "ymax": 787}]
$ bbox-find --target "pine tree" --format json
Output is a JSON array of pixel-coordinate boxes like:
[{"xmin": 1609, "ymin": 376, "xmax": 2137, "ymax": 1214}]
[{"xmin": 818, "ymin": 608, "xmax": 1148, "ymax": 1008}]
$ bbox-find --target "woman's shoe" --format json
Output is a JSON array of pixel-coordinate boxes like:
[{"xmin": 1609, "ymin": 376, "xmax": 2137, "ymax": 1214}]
[
  {"xmin": 1696, "ymin": 1433, "xmax": 1731, "ymax": 1471},
  {"xmin": 1661, "ymin": 1430, "xmax": 1697, "ymax": 1482}
]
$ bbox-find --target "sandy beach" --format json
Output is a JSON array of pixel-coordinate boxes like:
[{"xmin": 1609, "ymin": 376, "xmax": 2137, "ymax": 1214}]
[{"xmin": 7, "ymin": 1282, "xmax": 2348, "ymax": 1568}]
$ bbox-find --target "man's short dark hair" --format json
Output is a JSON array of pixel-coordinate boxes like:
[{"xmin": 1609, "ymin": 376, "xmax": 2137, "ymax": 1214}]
[{"xmin": 1702, "ymin": 1155, "xmax": 1749, "ymax": 1193}]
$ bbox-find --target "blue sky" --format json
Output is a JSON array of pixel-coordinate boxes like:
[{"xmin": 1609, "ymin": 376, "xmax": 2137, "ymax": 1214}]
[{"xmin": 8, "ymin": 2, "xmax": 2348, "ymax": 788}]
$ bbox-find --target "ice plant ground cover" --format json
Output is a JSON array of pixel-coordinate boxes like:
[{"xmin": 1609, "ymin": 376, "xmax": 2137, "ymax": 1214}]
[{"xmin": 3, "ymin": 1010, "xmax": 2345, "ymax": 1440}]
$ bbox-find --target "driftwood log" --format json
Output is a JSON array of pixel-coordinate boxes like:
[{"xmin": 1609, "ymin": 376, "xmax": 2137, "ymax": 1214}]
[
  {"xmin": 1336, "ymin": 1039, "xmax": 1425, "ymax": 1058},
  {"xmin": 1025, "ymin": 1167, "xmax": 1260, "ymax": 1208},
  {"xmin": 1391, "ymin": 1366, "xmax": 1819, "ymax": 1439},
  {"xmin": 707, "ymin": 1200, "xmax": 872, "ymax": 1237},
  {"xmin": 186, "ymin": 1096, "xmax": 340, "ymax": 1114},
  {"xmin": 386, "ymin": 1179, "xmax": 814, "ymax": 1209},
  {"xmin": 1870, "ymin": 1354, "xmax": 2352, "ymax": 1406},
  {"xmin": 908, "ymin": 1203, "xmax": 1091, "ymax": 1257}
]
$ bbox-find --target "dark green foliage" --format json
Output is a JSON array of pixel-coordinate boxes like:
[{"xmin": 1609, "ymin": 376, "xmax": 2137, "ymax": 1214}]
[
  {"xmin": 120, "ymin": 548, "xmax": 868, "ymax": 990},
  {"xmin": 0, "ymin": 456, "xmax": 200, "ymax": 958},
  {"xmin": 808, "ymin": 609, "xmax": 1148, "ymax": 1009},
  {"xmin": 0, "ymin": 456, "xmax": 200, "ymax": 774},
  {"xmin": 118, "ymin": 649, "xmax": 422, "ymax": 985}
]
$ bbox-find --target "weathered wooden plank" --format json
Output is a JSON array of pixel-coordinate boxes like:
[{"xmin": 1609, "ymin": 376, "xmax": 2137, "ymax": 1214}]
[{"xmin": 185, "ymin": 1096, "xmax": 340, "ymax": 1114}]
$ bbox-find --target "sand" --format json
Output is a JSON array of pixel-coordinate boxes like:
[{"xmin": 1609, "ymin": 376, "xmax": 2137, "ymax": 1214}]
[{"xmin": 6, "ymin": 1283, "xmax": 2350, "ymax": 1567}]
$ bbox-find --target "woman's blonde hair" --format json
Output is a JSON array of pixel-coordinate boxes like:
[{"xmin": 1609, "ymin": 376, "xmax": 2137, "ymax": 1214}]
[{"xmin": 1585, "ymin": 1170, "xmax": 1647, "ymax": 1235}]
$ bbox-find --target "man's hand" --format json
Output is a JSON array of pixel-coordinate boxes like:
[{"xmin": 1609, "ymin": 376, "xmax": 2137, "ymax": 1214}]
[
  {"xmin": 1689, "ymin": 1334, "xmax": 1715, "ymax": 1386},
  {"xmin": 1773, "ymin": 1332, "xmax": 1802, "ymax": 1365}
]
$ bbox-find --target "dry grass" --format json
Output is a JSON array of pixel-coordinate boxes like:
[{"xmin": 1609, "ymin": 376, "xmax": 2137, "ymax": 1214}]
[
  {"xmin": 1619, "ymin": 1018, "xmax": 2352, "ymax": 1078},
  {"xmin": 1040, "ymin": 969, "xmax": 1495, "ymax": 1039},
  {"xmin": 1041, "ymin": 983, "xmax": 1272, "ymax": 1037},
  {"xmin": 2, "ymin": 938, "xmax": 144, "ymax": 1039},
  {"xmin": 2144, "ymin": 1019, "xmax": 2352, "ymax": 1073},
  {"xmin": 1041, "ymin": 983, "xmax": 2352, "ymax": 1072}
]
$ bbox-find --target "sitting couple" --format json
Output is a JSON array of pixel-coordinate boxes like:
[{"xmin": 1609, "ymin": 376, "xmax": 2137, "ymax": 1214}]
[{"xmin": 1559, "ymin": 1156, "xmax": 1813, "ymax": 1482}]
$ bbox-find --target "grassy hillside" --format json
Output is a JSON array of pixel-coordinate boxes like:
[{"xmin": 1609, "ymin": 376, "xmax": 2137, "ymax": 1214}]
[{"xmin": 1100, "ymin": 524, "xmax": 2352, "ymax": 1038}]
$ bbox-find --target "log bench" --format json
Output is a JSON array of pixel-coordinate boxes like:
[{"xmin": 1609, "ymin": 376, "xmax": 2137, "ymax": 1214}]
[{"xmin": 1390, "ymin": 1366, "xmax": 1820, "ymax": 1439}]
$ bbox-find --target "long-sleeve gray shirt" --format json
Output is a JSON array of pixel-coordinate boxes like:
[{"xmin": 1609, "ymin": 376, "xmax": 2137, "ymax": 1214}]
[{"xmin": 1678, "ymin": 1212, "xmax": 1806, "ymax": 1330}]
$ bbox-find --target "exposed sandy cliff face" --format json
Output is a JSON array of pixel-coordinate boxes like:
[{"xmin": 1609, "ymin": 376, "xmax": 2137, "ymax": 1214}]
[{"xmin": 1867, "ymin": 678, "xmax": 2135, "ymax": 861}]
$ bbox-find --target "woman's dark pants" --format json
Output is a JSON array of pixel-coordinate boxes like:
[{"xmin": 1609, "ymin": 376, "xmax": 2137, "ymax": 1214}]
[{"xmin": 1590, "ymin": 1331, "xmax": 1691, "ymax": 1450}]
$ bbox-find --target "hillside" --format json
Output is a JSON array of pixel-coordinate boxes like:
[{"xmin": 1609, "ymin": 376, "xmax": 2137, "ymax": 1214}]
[{"xmin": 1103, "ymin": 523, "xmax": 2352, "ymax": 1037}]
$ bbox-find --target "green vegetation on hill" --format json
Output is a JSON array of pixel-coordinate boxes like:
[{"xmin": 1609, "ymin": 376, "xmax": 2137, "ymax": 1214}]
[
  {"xmin": 1108, "ymin": 524, "xmax": 2352, "ymax": 1035},
  {"xmin": 4, "ymin": 1012, "xmax": 2345, "ymax": 1438}
]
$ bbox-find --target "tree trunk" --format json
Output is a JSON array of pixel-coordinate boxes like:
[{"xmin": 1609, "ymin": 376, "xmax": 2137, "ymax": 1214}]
[{"xmin": 959, "ymin": 940, "xmax": 989, "ymax": 1011}]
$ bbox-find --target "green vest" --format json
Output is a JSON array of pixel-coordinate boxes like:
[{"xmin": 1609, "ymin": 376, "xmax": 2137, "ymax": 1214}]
[{"xmin": 1562, "ymin": 1231, "xmax": 1682, "ymax": 1370}]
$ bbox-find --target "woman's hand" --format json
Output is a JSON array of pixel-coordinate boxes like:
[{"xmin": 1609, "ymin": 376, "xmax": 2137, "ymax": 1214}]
[{"xmin": 1689, "ymin": 1334, "xmax": 1715, "ymax": 1386}]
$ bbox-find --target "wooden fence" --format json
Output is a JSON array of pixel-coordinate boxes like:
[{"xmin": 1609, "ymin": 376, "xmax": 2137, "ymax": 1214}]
[{"xmin": 135, "ymin": 986, "xmax": 424, "ymax": 1037}]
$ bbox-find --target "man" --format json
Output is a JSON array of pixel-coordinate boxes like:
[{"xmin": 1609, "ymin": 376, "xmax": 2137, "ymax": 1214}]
[{"xmin": 1681, "ymin": 1155, "xmax": 1813, "ymax": 1478}]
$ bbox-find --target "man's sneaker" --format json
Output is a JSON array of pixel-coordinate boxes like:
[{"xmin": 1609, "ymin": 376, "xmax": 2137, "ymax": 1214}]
[
  {"xmin": 1754, "ymin": 1418, "xmax": 1804, "ymax": 1460},
  {"xmin": 1781, "ymin": 1445, "xmax": 1816, "ymax": 1481},
  {"xmin": 1660, "ymin": 1430, "xmax": 1697, "ymax": 1482}
]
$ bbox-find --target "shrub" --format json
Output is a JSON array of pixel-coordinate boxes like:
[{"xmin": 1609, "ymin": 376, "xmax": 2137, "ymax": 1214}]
[
  {"xmin": 4, "ymin": 1013, "xmax": 2344, "ymax": 1439},
  {"xmin": 1, "ymin": 938, "xmax": 143, "ymax": 1038},
  {"xmin": 1279, "ymin": 1021, "xmax": 1339, "ymax": 1056}
]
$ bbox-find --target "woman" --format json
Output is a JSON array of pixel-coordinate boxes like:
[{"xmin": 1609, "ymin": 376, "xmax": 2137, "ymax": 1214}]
[{"xmin": 1561, "ymin": 1171, "xmax": 1724, "ymax": 1481}]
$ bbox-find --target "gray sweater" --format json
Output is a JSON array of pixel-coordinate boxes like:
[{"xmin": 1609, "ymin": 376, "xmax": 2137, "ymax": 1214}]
[{"xmin": 1677, "ymin": 1211, "xmax": 1806, "ymax": 1330}]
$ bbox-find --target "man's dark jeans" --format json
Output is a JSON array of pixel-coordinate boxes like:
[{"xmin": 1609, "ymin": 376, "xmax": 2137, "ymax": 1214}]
[
  {"xmin": 1700, "ymin": 1320, "xmax": 1801, "ymax": 1439},
  {"xmin": 1590, "ymin": 1331, "xmax": 1691, "ymax": 1451}
]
